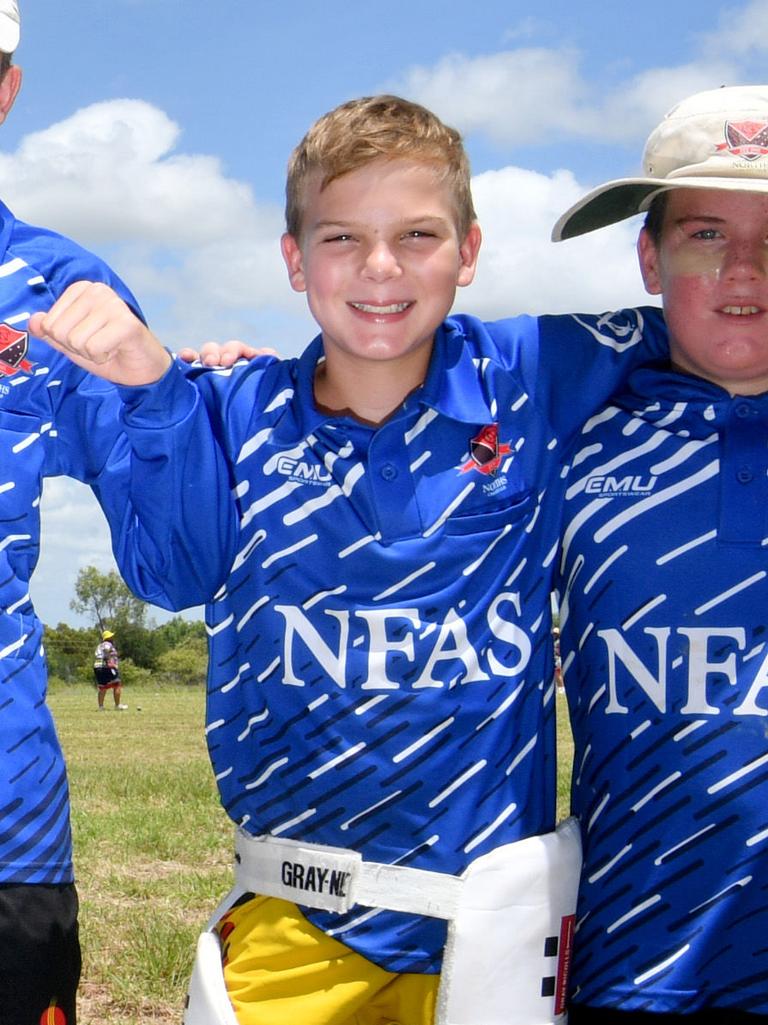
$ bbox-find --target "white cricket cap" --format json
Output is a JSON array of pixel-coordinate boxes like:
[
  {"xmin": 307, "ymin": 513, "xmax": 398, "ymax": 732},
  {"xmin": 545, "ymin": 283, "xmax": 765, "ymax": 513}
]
[
  {"xmin": 0, "ymin": 0, "xmax": 19, "ymax": 54},
  {"xmin": 553, "ymin": 85, "xmax": 768, "ymax": 241}
]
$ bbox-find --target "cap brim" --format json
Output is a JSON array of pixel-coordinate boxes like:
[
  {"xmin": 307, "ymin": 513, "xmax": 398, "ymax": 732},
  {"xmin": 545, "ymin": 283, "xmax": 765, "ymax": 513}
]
[
  {"xmin": 552, "ymin": 179, "xmax": 662, "ymax": 241},
  {"xmin": 552, "ymin": 175, "xmax": 768, "ymax": 241}
]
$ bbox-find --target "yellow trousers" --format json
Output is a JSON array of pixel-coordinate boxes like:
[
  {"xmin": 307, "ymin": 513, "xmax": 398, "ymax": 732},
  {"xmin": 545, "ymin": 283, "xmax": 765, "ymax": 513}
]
[{"xmin": 217, "ymin": 894, "xmax": 439, "ymax": 1025}]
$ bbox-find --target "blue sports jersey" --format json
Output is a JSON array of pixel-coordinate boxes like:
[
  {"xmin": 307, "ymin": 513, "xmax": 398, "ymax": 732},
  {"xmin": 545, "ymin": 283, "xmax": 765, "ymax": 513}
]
[
  {"xmin": 557, "ymin": 365, "xmax": 768, "ymax": 1013},
  {"xmin": 122, "ymin": 308, "xmax": 667, "ymax": 972},
  {"xmin": 0, "ymin": 200, "xmax": 227, "ymax": 884}
]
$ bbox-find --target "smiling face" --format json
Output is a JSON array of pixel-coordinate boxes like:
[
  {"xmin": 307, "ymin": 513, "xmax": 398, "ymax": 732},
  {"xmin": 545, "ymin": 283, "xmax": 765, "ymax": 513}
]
[
  {"xmin": 639, "ymin": 188, "xmax": 768, "ymax": 395},
  {"xmin": 281, "ymin": 158, "xmax": 481, "ymax": 391}
]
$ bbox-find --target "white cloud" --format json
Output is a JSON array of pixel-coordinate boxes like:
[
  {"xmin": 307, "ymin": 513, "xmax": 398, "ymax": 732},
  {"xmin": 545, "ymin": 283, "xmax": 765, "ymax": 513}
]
[
  {"xmin": 394, "ymin": 48, "xmax": 590, "ymax": 146},
  {"xmin": 392, "ymin": 46, "xmax": 741, "ymax": 149},
  {"xmin": 0, "ymin": 99, "xmax": 306, "ymax": 348},
  {"xmin": 698, "ymin": 0, "xmax": 768, "ymax": 56},
  {"xmin": 0, "ymin": 100, "xmax": 271, "ymax": 245},
  {"xmin": 458, "ymin": 165, "xmax": 650, "ymax": 322},
  {"xmin": 33, "ymin": 478, "xmax": 115, "ymax": 626}
]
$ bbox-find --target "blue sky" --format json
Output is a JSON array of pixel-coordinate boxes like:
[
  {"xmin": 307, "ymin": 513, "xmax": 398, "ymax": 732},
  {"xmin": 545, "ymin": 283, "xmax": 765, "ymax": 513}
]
[{"xmin": 11, "ymin": 0, "xmax": 767, "ymax": 624}]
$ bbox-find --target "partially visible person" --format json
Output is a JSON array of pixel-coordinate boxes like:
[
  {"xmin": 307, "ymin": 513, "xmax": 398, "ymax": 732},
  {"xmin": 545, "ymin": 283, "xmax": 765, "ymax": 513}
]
[
  {"xmin": 0, "ymin": 5, "xmax": 235, "ymax": 1023},
  {"xmin": 553, "ymin": 85, "xmax": 768, "ymax": 1023},
  {"xmin": 31, "ymin": 95, "xmax": 671, "ymax": 1025},
  {"xmin": 552, "ymin": 625, "xmax": 564, "ymax": 694},
  {"xmin": 93, "ymin": 629, "xmax": 127, "ymax": 710}
]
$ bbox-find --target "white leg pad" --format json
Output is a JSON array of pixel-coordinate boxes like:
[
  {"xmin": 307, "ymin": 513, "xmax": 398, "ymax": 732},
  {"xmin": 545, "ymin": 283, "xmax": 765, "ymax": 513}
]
[
  {"xmin": 436, "ymin": 817, "xmax": 582, "ymax": 1025},
  {"xmin": 183, "ymin": 930, "xmax": 239, "ymax": 1025}
]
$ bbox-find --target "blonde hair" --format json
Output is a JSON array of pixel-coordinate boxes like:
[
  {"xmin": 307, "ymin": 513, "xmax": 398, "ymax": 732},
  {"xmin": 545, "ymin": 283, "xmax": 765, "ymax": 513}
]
[{"xmin": 285, "ymin": 95, "xmax": 476, "ymax": 240}]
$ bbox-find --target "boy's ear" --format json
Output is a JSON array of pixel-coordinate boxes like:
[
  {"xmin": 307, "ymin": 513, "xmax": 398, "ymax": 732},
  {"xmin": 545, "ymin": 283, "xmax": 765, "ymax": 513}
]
[
  {"xmin": 0, "ymin": 65, "xmax": 21, "ymax": 125},
  {"xmin": 637, "ymin": 227, "xmax": 663, "ymax": 295},
  {"xmin": 457, "ymin": 222, "xmax": 482, "ymax": 288},
  {"xmin": 281, "ymin": 233, "xmax": 307, "ymax": 293}
]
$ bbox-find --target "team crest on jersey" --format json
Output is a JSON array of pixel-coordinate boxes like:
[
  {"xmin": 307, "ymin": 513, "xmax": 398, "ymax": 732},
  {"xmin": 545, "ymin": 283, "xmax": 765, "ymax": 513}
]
[
  {"xmin": 716, "ymin": 119, "xmax": 768, "ymax": 160},
  {"xmin": 0, "ymin": 325, "xmax": 33, "ymax": 376},
  {"xmin": 459, "ymin": 424, "xmax": 512, "ymax": 476}
]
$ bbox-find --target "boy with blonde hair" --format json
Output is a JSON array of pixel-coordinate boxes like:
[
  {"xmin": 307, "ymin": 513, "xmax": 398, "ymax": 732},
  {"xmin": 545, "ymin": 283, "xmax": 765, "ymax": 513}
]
[{"xmin": 33, "ymin": 95, "xmax": 668, "ymax": 1025}]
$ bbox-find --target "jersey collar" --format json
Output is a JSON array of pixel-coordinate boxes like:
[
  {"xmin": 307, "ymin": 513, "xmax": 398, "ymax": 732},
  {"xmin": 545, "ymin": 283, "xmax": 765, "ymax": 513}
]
[{"xmin": 271, "ymin": 319, "xmax": 494, "ymax": 444}]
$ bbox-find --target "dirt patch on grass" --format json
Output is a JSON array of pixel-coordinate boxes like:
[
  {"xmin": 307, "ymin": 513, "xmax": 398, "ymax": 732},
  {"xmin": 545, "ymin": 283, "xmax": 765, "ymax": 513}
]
[{"xmin": 78, "ymin": 981, "xmax": 181, "ymax": 1024}]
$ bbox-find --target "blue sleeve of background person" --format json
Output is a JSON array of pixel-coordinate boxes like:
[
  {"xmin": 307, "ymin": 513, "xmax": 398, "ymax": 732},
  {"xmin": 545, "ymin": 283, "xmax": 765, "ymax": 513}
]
[{"xmin": 482, "ymin": 305, "xmax": 668, "ymax": 444}]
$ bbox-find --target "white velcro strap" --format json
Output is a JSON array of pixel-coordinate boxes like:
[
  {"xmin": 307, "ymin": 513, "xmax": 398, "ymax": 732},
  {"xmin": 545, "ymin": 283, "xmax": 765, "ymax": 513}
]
[{"xmin": 234, "ymin": 829, "xmax": 463, "ymax": 920}]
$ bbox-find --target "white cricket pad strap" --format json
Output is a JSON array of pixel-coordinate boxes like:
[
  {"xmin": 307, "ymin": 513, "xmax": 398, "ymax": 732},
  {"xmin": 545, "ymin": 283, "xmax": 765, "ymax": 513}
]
[
  {"xmin": 184, "ymin": 819, "xmax": 582, "ymax": 1025},
  {"xmin": 233, "ymin": 829, "xmax": 463, "ymax": 919}
]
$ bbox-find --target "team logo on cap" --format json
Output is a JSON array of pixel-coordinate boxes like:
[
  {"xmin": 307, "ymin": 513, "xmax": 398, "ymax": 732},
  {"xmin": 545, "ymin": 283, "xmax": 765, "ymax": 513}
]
[
  {"xmin": 717, "ymin": 119, "xmax": 768, "ymax": 160},
  {"xmin": 0, "ymin": 325, "xmax": 33, "ymax": 376},
  {"xmin": 459, "ymin": 424, "xmax": 512, "ymax": 476}
]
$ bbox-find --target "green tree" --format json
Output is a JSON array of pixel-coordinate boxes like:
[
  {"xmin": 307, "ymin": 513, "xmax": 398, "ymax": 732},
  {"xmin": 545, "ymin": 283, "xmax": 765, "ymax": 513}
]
[
  {"xmin": 154, "ymin": 616, "xmax": 206, "ymax": 652},
  {"xmin": 70, "ymin": 566, "xmax": 156, "ymax": 667},
  {"xmin": 70, "ymin": 566, "xmax": 149, "ymax": 631},
  {"xmin": 155, "ymin": 635, "xmax": 208, "ymax": 687},
  {"xmin": 44, "ymin": 622, "xmax": 97, "ymax": 683}
]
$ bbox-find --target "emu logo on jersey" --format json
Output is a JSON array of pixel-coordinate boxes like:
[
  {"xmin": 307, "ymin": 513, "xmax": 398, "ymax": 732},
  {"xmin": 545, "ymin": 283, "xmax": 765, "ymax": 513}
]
[
  {"xmin": 717, "ymin": 119, "xmax": 768, "ymax": 160},
  {"xmin": 276, "ymin": 455, "xmax": 333, "ymax": 487},
  {"xmin": 0, "ymin": 325, "xmax": 33, "ymax": 377},
  {"xmin": 585, "ymin": 474, "xmax": 657, "ymax": 497},
  {"xmin": 460, "ymin": 424, "xmax": 512, "ymax": 476}
]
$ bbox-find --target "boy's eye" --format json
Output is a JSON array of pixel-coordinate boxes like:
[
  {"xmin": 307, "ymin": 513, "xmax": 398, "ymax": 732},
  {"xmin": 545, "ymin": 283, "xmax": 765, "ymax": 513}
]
[
  {"xmin": 691, "ymin": 228, "xmax": 721, "ymax": 241},
  {"xmin": 405, "ymin": 230, "xmax": 435, "ymax": 239},
  {"xmin": 323, "ymin": 233, "xmax": 353, "ymax": 243}
]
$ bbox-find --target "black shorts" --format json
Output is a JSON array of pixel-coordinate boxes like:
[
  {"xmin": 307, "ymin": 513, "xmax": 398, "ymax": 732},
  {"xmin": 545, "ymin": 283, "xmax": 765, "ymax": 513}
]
[
  {"xmin": 94, "ymin": 666, "xmax": 119, "ymax": 688},
  {"xmin": 0, "ymin": 882, "xmax": 80, "ymax": 1024},
  {"xmin": 569, "ymin": 1006, "xmax": 768, "ymax": 1024}
]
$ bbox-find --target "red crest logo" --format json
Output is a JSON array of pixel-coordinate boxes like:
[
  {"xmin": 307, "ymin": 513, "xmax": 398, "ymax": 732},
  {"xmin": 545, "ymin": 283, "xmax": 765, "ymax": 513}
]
[
  {"xmin": 716, "ymin": 119, "xmax": 768, "ymax": 160},
  {"xmin": 0, "ymin": 324, "xmax": 33, "ymax": 376},
  {"xmin": 459, "ymin": 424, "xmax": 512, "ymax": 476}
]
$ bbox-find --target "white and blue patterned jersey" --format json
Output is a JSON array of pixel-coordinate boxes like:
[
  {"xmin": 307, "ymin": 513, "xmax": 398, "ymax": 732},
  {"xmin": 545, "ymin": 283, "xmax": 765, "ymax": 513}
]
[
  {"xmin": 557, "ymin": 365, "xmax": 768, "ymax": 1013},
  {"xmin": 0, "ymin": 200, "xmax": 143, "ymax": 885},
  {"xmin": 0, "ymin": 200, "xmax": 230, "ymax": 885},
  {"xmin": 122, "ymin": 308, "xmax": 667, "ymax": 972}
]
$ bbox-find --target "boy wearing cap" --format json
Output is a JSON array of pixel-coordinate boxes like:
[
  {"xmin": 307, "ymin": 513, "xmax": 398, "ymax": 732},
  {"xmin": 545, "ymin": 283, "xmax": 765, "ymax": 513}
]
[
  {"xmin": 33, "ymin": 94, "xmax": 671, "ymax": 1025},
  {"xmin": 553, "ymin": 85, "xmax": 768, "ymax": 1022}
]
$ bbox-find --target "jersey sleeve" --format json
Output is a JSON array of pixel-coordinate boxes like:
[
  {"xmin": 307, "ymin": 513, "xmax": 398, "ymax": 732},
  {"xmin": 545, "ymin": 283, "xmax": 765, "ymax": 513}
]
[
  {"xmin": 29, "ymin": 252, "xmax": 235, "ymax": 610},
  {"xmin": 491, "ymin": 305, "xmax": 668, "ymax": 444},
  {"xmin": 111, "ymin": 359, "xmax": 242, "ymax": 610}
]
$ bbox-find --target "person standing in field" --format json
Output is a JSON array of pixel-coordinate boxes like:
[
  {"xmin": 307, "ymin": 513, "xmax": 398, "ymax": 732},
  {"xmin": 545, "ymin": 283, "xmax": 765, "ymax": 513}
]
[{"xmin": 93, "ymin": 629, "xmax": 127, "ymax": 711}]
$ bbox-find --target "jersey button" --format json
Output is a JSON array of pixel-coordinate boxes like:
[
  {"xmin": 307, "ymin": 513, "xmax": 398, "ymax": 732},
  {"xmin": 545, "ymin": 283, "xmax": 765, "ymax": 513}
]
[
  {"xmin": 737, "ymin": 466, "xmax": 754, "ymax": 483},
  {"xmin": 380, "ymin": 463, "xmax": 398, "ymax": 481},
  {"xmin": 734, "ymin": 401, "xmax": 753, "ymax": 418}
]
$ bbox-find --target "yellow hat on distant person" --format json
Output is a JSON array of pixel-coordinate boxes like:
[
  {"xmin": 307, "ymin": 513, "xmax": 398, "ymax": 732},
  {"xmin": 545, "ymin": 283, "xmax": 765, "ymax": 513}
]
[
  {"xmin": 0, "ymin": 1, "xmax": 20, "ymax": 55},
  {"xmin": 102, "ymin": 630, "xmax": 115, "ymax": 640}
]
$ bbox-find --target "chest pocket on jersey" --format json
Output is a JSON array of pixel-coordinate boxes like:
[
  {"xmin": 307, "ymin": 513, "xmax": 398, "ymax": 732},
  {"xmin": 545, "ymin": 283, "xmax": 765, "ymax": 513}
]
[{"xmin": 444, "ymin": 488, "xmax": 535, "ymax": 535}]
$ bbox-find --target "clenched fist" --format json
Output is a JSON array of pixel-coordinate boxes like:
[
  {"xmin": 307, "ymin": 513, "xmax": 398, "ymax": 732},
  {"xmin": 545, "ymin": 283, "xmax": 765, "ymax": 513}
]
[{"xmin": 29, "ymin": 281, "xmax": 172, "ymax": 386}]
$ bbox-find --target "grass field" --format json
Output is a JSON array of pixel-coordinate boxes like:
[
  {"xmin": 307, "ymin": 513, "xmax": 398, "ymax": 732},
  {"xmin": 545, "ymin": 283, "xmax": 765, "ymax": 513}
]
[{"xmin": 50, "ymin": 684, "xmax": 575, "ymax": 1024}]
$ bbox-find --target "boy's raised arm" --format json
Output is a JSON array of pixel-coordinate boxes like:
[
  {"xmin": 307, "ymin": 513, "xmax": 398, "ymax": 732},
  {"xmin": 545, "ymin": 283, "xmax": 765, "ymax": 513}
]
[{"xmin": 31, "ymin": 280, "xmax": 239, "ymax": 611}]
